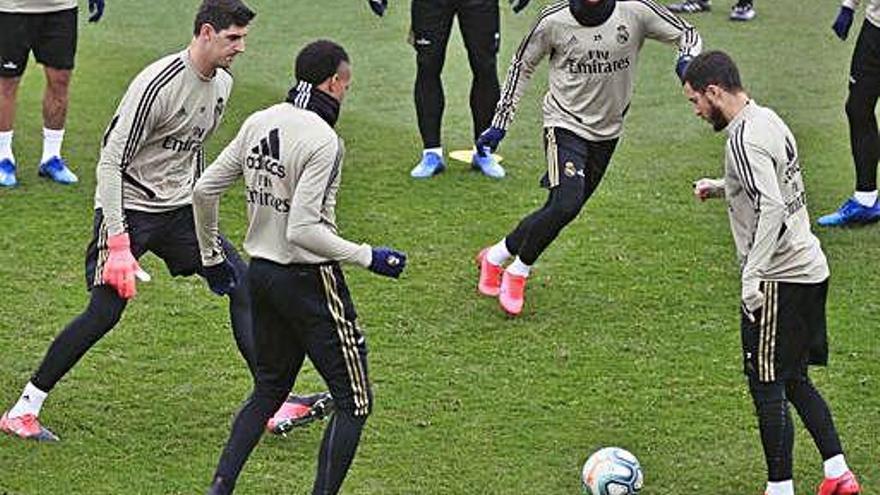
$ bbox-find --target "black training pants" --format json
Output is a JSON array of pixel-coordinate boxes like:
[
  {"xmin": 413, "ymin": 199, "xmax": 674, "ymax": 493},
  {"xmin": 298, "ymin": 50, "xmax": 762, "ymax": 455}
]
[
  {"xmin": 412, "ymin": 0, "xmax": 500, "ymax": 148},
  {"xmin": 846, "ymin": 19, "xmax": 880, "ymax": 192},
  {"xmin": 505, "ymin": 127, "xmax": 618, "ymax": 265},
  {"xmin": 211, "ymin": 259, "xmax": 371, "ymax": 495}
]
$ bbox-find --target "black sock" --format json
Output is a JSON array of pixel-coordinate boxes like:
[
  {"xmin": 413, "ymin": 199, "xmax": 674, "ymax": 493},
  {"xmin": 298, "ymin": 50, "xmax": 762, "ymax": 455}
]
[{"xmin": 312, "ymin": 410, "xmax": 367, "ymax": 495}]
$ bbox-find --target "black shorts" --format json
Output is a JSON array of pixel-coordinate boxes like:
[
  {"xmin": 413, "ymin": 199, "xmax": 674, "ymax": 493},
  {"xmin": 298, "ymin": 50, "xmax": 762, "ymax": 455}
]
[
  {"xmin": 850, "ymin": 19, "xmax": 880, "ymax": 96},
  {"xmin": 248, "ymin": 258, "xmax": 372, "ymax": 417},
  {"xmin": 84, "ymin": 206, "xmax": 239, "ymax": 289},
  {"xmin": 540, "ymin": 126, "xmax": 618, "ymax": 191},
  {"xmin": 740, "ymin": 279, "xmax": 830, "ymax": 384},
  {"xmin": 0, "ymin": 7, "xmax": 78, "ymax": 77}
]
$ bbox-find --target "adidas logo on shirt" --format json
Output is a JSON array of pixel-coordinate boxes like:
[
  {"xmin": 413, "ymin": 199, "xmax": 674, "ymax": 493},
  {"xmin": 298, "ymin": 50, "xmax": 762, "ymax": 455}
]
[{"xmin": 246, "ymin": 128, "xmax": 285, "ymax": 179}]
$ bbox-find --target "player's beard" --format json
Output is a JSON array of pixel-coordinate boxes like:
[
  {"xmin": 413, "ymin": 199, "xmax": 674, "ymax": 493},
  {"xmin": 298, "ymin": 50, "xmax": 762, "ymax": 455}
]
[{"xmin": 707, "ymin": 102, "xmax": 728, "ymax": 132}]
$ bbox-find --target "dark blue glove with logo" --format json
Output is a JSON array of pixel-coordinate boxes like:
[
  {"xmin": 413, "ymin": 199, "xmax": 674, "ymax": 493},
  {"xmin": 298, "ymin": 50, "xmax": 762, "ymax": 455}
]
[
  {"xmin": 369, "ymin": 247, "xmax": 407, "ymax": 278},
  {"xmin": 832, "ymin": 6, "xmax": 855, "ymax": 40},
  {"xmin": 368, "ymin": 0, "xmax": 388, "ymax": 16},
  {"xmin": 676, "ymin": 55, "xmax": 693, "ymax": 82},
  {"xmin": 510, "ymin": 0, "xmax": 531, "ymax": 14},
  {"xmin": 88, "ymin": 0, "xmax": 105, "ymax": 22},
  {"xmin": 203, "ymin": 259, "xmax": 238, "ymax": 296},
  {"xmin": 475, "ymin": 127, "xmax": 506, "ymax": 156}
]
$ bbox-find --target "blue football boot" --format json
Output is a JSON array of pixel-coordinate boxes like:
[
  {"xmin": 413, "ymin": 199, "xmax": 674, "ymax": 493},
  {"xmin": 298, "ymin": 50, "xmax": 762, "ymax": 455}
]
[
  {"xmin": 817, "ymin": 198, "xmax": 880, "ymax": 227},
  {"xmin": 38, "ymin": 156, "xmax": 78, "ymax": 185},
  {"xmin": 410, "ymin": 151, "xmax": 446, "ymax": 179},
  {"xmin": 0, "ymin": 158, "xmax": 17, "ymax": 187},
  {"xmin": 472, "ymin": 146, "xmax": 505, "ymax": 179}
]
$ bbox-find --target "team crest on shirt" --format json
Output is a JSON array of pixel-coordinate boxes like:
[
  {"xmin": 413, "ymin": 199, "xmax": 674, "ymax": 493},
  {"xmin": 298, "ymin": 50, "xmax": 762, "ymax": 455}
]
[
  {"xmin": 564, "ymin": 161, "xmax": 577, "ymax": 177},
  {"xmin": 213, "ymin": 97, "xmax": 225, "ymax": 120},
  {"xmin": 616, "ymin": 25, "xmax": 630, "ymax": 44}
]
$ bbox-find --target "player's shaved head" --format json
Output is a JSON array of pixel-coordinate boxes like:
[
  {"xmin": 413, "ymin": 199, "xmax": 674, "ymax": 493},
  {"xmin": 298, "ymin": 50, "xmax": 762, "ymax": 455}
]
[{"xmin": 194, "ymin": 0, "xmax": 256, "ymax": 36}]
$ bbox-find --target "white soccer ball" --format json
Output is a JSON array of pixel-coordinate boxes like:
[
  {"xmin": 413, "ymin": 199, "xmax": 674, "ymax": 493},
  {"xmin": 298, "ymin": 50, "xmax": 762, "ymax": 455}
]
[{"xmin": 580, "ymin": 447, "xmax": 644, "ymax": 495}]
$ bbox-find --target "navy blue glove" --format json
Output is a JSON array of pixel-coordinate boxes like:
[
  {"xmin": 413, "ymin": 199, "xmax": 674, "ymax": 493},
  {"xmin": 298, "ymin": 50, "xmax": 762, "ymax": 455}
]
[
  {"xmin": 369, "ymin": 247, "xmax": 407, "ymax": 278},
  {"xmin": 88, "ymin": 0, "xmax": 105, "ymax": 23},
  {"xmin": 675, "ymin": 55, "xmax": 693, "ymax": 82},
  {"xmin": 510, "ymin": 0, "xmax": 531, "ymax": 13},
  {"xmin": 832, "ymin": 6, "xmax": 855, "ymax": 40},
  {"xmin": 203, "ymin": 259, "xmax": 238, "ymax": 296},
  {"xmin": 475, "ymin": 127, "xmax": 506, "ymax": 156},
  {"xmin": 368, "ymin": 0, "xmax": 388, "ymax": 16}
]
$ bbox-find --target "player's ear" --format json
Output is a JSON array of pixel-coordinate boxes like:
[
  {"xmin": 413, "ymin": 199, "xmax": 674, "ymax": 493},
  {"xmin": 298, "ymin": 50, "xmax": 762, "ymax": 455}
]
[{"xmin": 198, "ymin": 23, "xmax": 216, "ymax": 40}]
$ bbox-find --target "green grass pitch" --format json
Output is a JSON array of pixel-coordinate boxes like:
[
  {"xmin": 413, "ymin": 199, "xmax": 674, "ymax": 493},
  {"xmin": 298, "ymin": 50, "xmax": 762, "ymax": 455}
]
[{"xmin": 0, "ymin": 0, "xmax": 877, "ymax": 493}]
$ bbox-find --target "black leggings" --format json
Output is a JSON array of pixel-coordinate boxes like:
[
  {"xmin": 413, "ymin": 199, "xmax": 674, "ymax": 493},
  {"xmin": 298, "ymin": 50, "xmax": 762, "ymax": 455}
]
[
  {"xmin": 505, "ymin": 128, "xmax": 617, "ymax": 265},
  {"xmin": 31, "ymin": 254, "xmax": 254, "ymax": 392},
  {"xmin": 749, "ymin": 375, "xmax": 844, "ymax": 481},
  {"xmin": 846, "ymin": 20, "xmax": 880, "ymax": 192},
  {"xmin": 412, "ymin": 0, "xmax": 500, "ymax": 148}
]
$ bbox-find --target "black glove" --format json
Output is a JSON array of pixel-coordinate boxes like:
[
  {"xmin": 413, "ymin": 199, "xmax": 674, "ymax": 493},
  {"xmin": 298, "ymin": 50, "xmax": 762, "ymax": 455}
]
[
  {"xmin": 368, "ymin": 247, "xmax": 407, "ymax": 278},
  {"xmin": 88, "ymin": 0, "xmax": 105, "ymax": 23},
  {"xmin": 676, "ymin": 55, "xmax": 693, "ymax": 82},
  {"xmin": 203, "ymin": 259, "xmax": 238, "ymax": 296},
  {"xmin": 832, "ymin": 6, "xmax": 855, "ymax": 40},
  {"xmin": 510, "ymin": 0, "xmax": 531, "ymax": 14},
  {"xmin": 368, "ymin": 0, "xmax": 388, "ymax": 17}
]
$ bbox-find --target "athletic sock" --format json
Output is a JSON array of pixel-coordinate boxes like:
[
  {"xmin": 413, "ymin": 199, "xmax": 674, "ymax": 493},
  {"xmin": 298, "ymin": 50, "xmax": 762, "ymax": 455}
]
[
  {"xmin": 8, "ymin": 382, "xmax": 48, "ymax": 418},
  {"xmin": 853, "ymin": 190, "xmax": 878, "ymax": 207},
  {"xmin": 423, "ymin": 147, "xmax": 442, "ymax": 158},
  {"xmin": 41, "ymin": 127, "xmax": 64, "ymax": 164},
  {"xmin": 486, "ymin": 239, "xmax": 512, "ymax": 266},
  {"xmin": 766, "ymin": 480, "xmax": 794, "ymax": 495},
  {"xmin": 507, "ymin": 257, "xmax": 531, "ymax": 277},
  {"xmin": 824, "ymin": 454, "xmax": 849, "ymax": 479},
  {"xmin": 0, "ymin": 130, "xmax": 13, "ymax": 162}
]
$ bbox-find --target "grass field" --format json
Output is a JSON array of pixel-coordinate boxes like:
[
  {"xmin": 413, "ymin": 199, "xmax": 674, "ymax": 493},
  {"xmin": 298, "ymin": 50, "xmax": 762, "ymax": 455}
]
[{"xmin": 0, "ymin": 0, "xmax": 878, "ymax": 493}]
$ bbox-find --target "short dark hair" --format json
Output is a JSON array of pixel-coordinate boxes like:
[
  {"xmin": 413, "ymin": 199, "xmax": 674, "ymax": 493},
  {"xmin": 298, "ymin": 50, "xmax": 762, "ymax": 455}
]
[
  {"xmin": 193, "ymin": 0, "xmax": 256, "ymax": 36},
  {"xmin": 295, "ymin": 40, "xmax": 350, "ymax": 85},
  {"xmin": 682, "ymin": 50, "xmax": 743, "ymax": 93}
]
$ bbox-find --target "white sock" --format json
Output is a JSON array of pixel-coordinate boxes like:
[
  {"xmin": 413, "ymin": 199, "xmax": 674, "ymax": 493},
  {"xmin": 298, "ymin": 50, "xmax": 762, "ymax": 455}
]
[
  {"xmin": 765, "ymin": 480, "xmax": 794, "ymax": 495},
  {"xmin": 8, "ymin": 382, "xmax": 49, "ymax": 419},
  {"xmin": 853, "ymin": 190, "xmax": 878, "ymax": 207},
  {"xmin": 423, "ymin": 147, "xmax": 442, "ymax": 158},
  {"xmin": 486, "ymin": 239, "xmax": 512, "ymax": 266},
  {"xmin": 824, "ymin": 454, "xmax": 849, "ymax": 479},
  {"xmin": 506, "ymin": 257, "xmax": 531, "ymax": 277},
  {"xmin": 0, "ymin": 130, "xmax": 13, "ymax": 162},
  {"xmin": 41, "ymin": 127, "xmax": 64, "ymax": 163}
]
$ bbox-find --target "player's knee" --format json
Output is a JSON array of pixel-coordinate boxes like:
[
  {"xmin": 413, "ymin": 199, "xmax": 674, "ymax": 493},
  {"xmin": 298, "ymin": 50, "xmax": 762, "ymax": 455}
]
[
  {"xmin": 547, "ymin": 191, "xmax": 586, "ymax": 223},
  {"xmin": 845, "ymin": 90, "xmax": 873, "ymax": 122},
  {"xmin": 45, "ymin": 69, "xmax": 72, "ymax": 94},
  {"xmin": 748, "ymin": 378, "xmax": 785, "ymax": 408},
  {"xmin": 85, "ymin": 288, "xmax": 126, "ymax": 329},
  {"xmin": 0, "ymin": 77, "xmax": 20, "ymax": 98}
]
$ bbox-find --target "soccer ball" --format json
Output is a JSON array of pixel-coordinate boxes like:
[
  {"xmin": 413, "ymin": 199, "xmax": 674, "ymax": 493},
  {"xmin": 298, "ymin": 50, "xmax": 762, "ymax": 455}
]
[{"xmin": 580, "ymin": 447, "xmax": 644, "ymax": 495}]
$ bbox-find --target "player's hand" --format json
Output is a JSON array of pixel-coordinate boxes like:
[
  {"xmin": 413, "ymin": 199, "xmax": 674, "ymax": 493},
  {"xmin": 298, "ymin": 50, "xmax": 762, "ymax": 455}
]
[
  {"xmin": 368, "ymin": 0, "xmax": 388, "ymax": 17},
  {"xmin": 88, "ymin": 0, "xmax": 105, "ymax": 23},
  {"xmin": 475, "ymin": 127, "xmax": 506, "ymax": 156},
  {"xmin": 368, "ymin": 247, "xmax": 407, "ymax": 278},
  {"xmin": 203, "ymin": 259, "xmax": 238, "ymax": 296},
  {"xmin": 510, "ymin": 0, "xmax": 531, "ymax": 14},
  {"xmin": 102, "ymin": 233, "xmax": 141, "ymax": 299},
  {"xmin": 676, "ymin": 55, "xmax": 693, "ymax": 82},
  {"xmin": 741, "ymin": 283, "xmax": 764, "ymax": 323},
  {"xmin": 832, "ymin": 6, "xmax": 855, "ymax": 40},
  {"xmin": 693, "ymin": 178, "xmax": 725, "ymax": 201}
]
